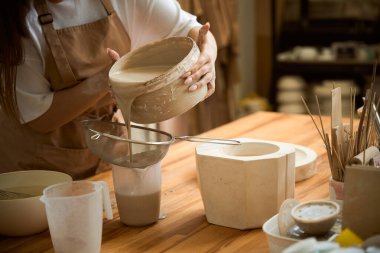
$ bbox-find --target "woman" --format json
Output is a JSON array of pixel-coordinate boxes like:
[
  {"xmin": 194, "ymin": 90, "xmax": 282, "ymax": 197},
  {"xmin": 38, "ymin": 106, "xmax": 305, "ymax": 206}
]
[{"xmin": 0, "ymin": 0, "xmax": 217, "ymax": 179}]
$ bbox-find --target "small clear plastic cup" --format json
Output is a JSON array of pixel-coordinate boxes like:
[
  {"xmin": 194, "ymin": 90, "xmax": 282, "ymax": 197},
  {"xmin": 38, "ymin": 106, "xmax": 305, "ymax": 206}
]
[
  {"xmin": 112, "ymin": 161, "xmax": 161, "ymax": 226},
  {"xmin": 40, "ymin": 181, "xmax": 113, "ymax": 253}
]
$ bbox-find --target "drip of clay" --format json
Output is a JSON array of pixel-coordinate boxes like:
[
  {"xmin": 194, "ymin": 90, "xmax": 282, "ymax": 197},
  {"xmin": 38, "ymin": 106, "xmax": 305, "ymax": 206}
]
[{"xmin": 111, "ymin": 65, "xmax": 173, "ymax": 163}]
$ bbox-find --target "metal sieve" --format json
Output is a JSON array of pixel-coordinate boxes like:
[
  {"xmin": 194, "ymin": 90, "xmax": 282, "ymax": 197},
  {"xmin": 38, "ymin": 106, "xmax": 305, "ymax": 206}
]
[{"xmin": 81, "ymin": 120, "xmax": 240, "ymax": 168}]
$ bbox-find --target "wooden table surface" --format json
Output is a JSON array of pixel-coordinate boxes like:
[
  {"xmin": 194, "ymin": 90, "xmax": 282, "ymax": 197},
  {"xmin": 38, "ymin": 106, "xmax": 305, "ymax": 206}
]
[{"xmin": 1, "ymin": 111, "xmax": 334, "ymax": 253}]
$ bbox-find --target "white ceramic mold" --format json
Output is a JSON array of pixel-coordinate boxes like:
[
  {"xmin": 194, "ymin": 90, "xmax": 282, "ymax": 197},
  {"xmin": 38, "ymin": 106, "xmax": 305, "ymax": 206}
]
[{"xmin": 195, "ymin": 138, "xmax": 296, "ymax": 230}]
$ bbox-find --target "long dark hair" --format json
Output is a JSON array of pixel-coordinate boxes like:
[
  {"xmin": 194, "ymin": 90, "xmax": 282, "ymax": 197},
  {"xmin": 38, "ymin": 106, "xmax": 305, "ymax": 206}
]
[{"xmin": 0, "ymin": 1, "xmax": 31, "ymax": 120}]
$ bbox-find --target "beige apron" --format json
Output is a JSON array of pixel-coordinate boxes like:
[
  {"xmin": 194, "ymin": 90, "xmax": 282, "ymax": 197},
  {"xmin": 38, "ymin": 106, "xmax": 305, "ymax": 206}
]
[{"xmin": 0, "ymin": 0, "xmax": 130, "ymax": 179}]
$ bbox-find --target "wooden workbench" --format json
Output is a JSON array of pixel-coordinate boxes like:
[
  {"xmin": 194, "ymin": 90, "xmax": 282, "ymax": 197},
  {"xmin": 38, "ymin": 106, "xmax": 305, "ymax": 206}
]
[{"xmin": 0, "ymin": 111, "xmax": 333, "ymax": 253}]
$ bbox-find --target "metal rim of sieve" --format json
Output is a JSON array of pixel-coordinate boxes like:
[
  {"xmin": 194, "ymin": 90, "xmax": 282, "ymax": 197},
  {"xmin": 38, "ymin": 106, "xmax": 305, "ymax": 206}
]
[{"xmin": 82, "ymin": 120, "xmax": 175, "ymax": 146}]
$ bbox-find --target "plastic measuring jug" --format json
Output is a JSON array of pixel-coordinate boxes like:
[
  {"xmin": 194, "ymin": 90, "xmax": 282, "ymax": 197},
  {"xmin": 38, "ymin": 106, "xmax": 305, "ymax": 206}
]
[
  {"xmin": 112, "ymin": 161, "xmax": 161, "ymax": 226},
  {"xmin": 40, "ymin": 181, "xmax": 113, "ymax": 253}
]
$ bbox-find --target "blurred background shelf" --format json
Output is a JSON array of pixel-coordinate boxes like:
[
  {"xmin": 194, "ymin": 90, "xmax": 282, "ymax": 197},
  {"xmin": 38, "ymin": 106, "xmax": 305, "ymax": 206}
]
[
  {"xmin": 270, "ymin": 0, "xmax": 380, "ymax": 114},
  {"xmin": 276, "ymin": 60, "xmax": 377, "ymax": 74}
]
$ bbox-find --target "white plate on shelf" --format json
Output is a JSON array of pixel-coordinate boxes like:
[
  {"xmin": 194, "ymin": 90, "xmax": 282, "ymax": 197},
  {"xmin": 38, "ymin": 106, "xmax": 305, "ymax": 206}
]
[{"xmin": 294, "ymin": 145, "xmax": 317, "ymax": 182}]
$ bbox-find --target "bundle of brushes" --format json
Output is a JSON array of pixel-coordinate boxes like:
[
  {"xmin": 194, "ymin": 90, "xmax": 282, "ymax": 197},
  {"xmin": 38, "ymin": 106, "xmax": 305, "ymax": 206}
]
[{"xmin": 302, "ymin": 64, "xmax": 380, "ymax": 182}]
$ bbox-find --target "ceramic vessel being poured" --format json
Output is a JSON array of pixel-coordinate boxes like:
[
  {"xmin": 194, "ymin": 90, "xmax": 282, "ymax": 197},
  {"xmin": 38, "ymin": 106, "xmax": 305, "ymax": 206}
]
[{"xmin": 109, "ymin": 36, "xmax": 206, "ymax": 124}]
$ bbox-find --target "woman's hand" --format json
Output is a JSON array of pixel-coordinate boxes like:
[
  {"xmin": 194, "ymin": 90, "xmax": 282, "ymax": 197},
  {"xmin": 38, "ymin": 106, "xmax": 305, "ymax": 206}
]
[
  {"xmin": 183, "ymin": 22, "xmax": 217, "ymax": 99},
  {"xmin": 107, "ymin": 48, "xmax": 120, "ymax": 61}
]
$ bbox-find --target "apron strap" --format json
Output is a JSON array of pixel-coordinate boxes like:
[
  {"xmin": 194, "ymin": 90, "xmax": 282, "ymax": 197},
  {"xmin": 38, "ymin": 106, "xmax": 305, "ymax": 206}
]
[
  {"xmin": 101, "ymin": 0, "xmax": 115, "ymax": 15},
  {"xmin": 34, "ymin": 0, "xmax": 78, "ymax": 87}
]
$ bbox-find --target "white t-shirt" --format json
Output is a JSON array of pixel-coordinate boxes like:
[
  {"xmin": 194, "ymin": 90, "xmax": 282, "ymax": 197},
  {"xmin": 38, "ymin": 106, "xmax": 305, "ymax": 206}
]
[{"xmin": 17, "ymin": 0, "xmax": 200, "ymax": 123}]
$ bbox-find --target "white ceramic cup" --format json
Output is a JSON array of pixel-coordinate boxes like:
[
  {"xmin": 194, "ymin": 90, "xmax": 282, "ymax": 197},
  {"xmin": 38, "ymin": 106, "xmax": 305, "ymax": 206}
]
[
  {"xmin": 41, "ymin": 181, "xmax": 113, "ymax": 253},
  {"xmin": 112, "ymin": 161, "xmax": 161, "ymax": 226}
]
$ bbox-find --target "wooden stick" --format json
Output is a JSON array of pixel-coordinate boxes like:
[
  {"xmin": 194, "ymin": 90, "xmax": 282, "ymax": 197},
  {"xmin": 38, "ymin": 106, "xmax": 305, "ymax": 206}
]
[
  {"xmin": 350, "ymin": 88, "xmax": 354, "ymax": 140},
  {"xmin": 364, "ymin": 86, "xmax": 375, "ymax": 155},
  {"xmin": 357, "ymin": 89, "xmax": 370, "ymax": 152},
  {"xmin": 315, "ymin": 95, "xmax": 328, "ymax": 144},
  {"xmin": 324, "ymin": 133, "xmax": 336, "ymax": 179},
  {"xmin": 301, "ymin": 96, "xmax": 326, "ymax": 143},
  {"xmin": 332, "ymin": 147, "xmax": 345, "ymax": 181}
]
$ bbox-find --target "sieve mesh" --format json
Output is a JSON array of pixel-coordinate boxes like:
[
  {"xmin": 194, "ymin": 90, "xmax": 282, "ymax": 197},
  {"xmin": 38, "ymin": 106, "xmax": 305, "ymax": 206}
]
[{"xmin": 82, "ymin": 120, "xmax": 174, "ymax": 168}]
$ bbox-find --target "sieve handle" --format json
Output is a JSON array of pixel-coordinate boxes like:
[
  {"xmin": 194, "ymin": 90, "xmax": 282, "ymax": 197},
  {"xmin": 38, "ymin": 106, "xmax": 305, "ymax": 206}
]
[{"xmin": 175, "ymin": 136, "xmax": 240, "ymax": 145}]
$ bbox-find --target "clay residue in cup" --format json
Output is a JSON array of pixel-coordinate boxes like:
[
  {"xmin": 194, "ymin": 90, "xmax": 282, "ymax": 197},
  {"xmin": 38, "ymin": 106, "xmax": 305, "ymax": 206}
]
[{"xmin": 294, "ymin": 204, "xmax": 336, "ymax": 221}]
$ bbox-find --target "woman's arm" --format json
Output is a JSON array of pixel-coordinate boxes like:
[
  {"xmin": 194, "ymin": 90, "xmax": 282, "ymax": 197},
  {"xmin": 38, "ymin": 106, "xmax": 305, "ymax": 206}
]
[
  {"xmin": 185, "ymin": 22, "xmax": 217, "ymax": 99},
  {"xmin": 27, "ymin": 70, "xmax": 111, "ymax": 133}
]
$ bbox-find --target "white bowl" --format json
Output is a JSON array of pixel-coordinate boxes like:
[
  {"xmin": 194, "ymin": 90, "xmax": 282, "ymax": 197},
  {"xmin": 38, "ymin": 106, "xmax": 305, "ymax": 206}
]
[
  {"xmin": 277, "ymin": 76, "xmax": 305, "ymax": 91},
  {"xmin": 263, "ymin": 214, "xmax": 299, "ymax": 253},
  {"xmin": 0, "ymin": 170, "xmax": 72, "ymax": 236}
]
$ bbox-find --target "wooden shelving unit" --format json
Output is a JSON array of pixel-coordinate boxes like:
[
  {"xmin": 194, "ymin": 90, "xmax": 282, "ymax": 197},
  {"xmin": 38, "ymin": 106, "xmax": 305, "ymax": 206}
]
[
  {"xmin": 276, "ymin": 60, "xmax": 376, "ymax": 74},
  {"xmin": 270, "ymin": 0, "xmax": 380, "ymax": 110}
]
